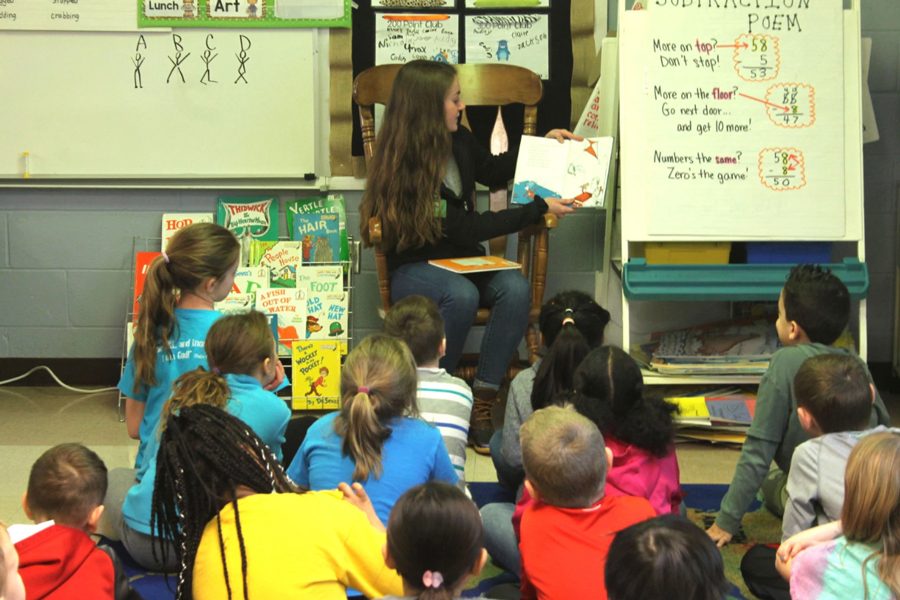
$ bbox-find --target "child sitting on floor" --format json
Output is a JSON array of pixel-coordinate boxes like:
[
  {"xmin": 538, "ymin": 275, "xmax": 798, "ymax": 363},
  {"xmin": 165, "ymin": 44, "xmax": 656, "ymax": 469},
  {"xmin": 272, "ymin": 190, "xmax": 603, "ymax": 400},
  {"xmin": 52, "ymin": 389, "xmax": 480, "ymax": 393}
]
[
  {"xmin": 384, "ymin": 295, "xmax": 474, "ymax": 490},
  {"xmin": 741, "ymin": 353, "xmax": 898, "ymax": 600},
  {"xmin": 606, "ymin": 514, "xmax": 729, "ymax": 600},
  {"xmin": 518, "ymin": 406, "xmax": 655, "ymax": 599},
  {"xmin": 707, "ymin": 264, "xmax": 891, "ymax": 547},
  {"xmin": 778, "ymin": 431, "xmax": 900, "ymax": 599},
  {"xmin": 12, "ymin": 444, "xmax": 135, "ymax": 600},
  {"xmin": 287, "ymin": 334, "xmax": 457, "ymax": 524},
  {"xmin": 0, "ymin": 522, "xmax": 26, "ymax": 600},
  {"xmin": 380, "ymin": 482, "xmax": 489, "ymax": 600}
]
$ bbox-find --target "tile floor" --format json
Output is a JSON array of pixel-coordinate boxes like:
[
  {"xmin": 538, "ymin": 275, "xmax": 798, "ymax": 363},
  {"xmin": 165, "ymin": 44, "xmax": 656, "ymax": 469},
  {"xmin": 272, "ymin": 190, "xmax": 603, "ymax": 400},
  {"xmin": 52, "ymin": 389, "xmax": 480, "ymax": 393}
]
[{"xmin": 0, "ymin": 385, "xmax": 750, "ymax": 524}]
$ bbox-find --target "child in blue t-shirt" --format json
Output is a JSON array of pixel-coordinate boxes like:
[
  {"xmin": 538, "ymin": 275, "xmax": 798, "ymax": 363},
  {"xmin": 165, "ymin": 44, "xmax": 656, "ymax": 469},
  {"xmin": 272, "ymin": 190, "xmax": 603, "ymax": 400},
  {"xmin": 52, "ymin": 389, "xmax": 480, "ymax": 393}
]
[
  {"xmin": 118, "ymin": 222, "xmax": 241, "ymax": 469},
  {"xmin": 287, "ymin": 334, "xmax": 457, "ymax": 524},
  {"xmin": 118, "ymin": 311, "xmax": 291, "ymax": 572}
]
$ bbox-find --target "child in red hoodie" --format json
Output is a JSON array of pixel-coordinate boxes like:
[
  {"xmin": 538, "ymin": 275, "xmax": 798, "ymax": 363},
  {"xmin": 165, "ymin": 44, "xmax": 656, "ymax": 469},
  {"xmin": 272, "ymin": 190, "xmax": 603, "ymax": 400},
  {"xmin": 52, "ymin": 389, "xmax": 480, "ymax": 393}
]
[{"xmin": 12, "ymin": 444, "xmax": 137, "ymax": 600}]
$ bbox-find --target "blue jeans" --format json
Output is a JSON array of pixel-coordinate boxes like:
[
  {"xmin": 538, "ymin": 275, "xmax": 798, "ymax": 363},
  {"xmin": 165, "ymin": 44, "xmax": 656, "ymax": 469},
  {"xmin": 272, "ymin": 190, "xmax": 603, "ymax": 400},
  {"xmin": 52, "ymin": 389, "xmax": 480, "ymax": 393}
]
[
  {"xmin": 480, "ymin": 502, "xmax": 521, "ymax": 577},
  {"xmin": 391, "ymin": 262, "xmax": 530, "ymax": 387},
  {"xmin": 490, "ymin": 429, "xmax": 525, "ymax": 491}
]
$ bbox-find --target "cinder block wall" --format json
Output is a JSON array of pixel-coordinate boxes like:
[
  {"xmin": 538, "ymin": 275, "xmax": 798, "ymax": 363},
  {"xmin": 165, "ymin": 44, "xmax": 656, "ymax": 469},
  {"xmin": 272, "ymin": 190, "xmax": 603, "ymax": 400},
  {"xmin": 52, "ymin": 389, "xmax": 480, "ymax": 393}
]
[{"xmin": 0, "ymin": 190, "xmax": 601, "ymax": 360}]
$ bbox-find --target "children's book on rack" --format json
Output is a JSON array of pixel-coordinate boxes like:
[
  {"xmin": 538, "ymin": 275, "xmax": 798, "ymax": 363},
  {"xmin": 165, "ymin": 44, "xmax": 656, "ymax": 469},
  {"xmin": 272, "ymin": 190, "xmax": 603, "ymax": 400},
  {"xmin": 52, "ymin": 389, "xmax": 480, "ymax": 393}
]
[
  {"xmin": 286, "ymin": 195, "xmax": 350, "ymax": 264},
  {"xmin": 132, "ymin": 251, "xmax": 162, "ymax": 317},
  {"xmin": 511, "ymin": 135, "xmax": 614, "ymax": 208},
  {"xmin": 297, "ymin": 265, "xmax": 348, "ymax": 340},
  {"xmin": 641, "ymin": 318, "xmax": 780, "ymax": 375},
  {"xmin": 292, "ymin": 213, "xmax": 341, "ymax": 264},
  {"xmin": 250, "ymin": 240, "xmax": 303, "ymax": 288},
  {"xmin": 292, "ymin": 340, "xmax": 341, "ymax": 410},
  {"xmin": 256, "ymin": 288, "xmax": 306, "ymax": 356},
  {"xmin": 161, "ymin": 213, "xmax": 214, "ymax": 249},
  {"xmin": 217, "ymin": 196, "xmax": 280, "ymax": 265}
]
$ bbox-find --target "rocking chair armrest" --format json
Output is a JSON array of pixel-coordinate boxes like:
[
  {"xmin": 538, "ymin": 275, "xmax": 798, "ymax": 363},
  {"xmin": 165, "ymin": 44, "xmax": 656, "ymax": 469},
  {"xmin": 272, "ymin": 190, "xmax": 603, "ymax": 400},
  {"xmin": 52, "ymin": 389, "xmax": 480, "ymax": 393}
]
[
  {"xmin": 542, "ymin": 213, "xmax": 558, "ymax": 229},
  {"xmin": 368, "ymin": 216, "xmax": 383, "ymax": 245}
]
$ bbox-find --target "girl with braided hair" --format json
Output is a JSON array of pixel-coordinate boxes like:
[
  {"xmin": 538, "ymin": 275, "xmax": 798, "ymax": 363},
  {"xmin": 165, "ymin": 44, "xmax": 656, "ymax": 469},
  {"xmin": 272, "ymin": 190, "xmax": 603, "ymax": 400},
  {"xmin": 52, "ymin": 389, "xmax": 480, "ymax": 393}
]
[
  {"xmin": 287, "ymin": 334, "xmax": 457, "ymax": 524},
  {"xmin": 118, "ymin": 222, "xmax": 241, "ymax": 470},
  {"xmin": 113, "ymin": 311, "xmax": 291, "ymax": 572},
  {"xmin": 151, "ymin": 404, "xmax": 403, "ymax": 600},
  {"xmin": 380, "ymin": 482, "xmax": 490, "ymax": 600}
]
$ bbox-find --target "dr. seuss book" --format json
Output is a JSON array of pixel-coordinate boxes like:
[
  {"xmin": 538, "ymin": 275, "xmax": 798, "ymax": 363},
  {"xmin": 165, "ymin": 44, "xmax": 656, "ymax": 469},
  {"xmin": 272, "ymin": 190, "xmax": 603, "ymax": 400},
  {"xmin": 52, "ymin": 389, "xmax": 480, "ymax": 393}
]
[
  {"xmin": 292, "ymin": 213, "xmax": 340, "ymax": 264},
  {"xmin": 232, "ymin": 266, "xmax": 269, "ymax": 295},
  {"xmin": 214, "ymin": 293, "xmax": 254, "ymax": 315},
  {"xmin": 255, "ymin": 288, "xmax": 306, "ymax": 356},
  {"xmin": 297, "ymin": 265, "xmax": 347, "ymax": 339},
  {"xmin": 132, "ymin": 251, "xmax": 162, "ymax": 317},
  {"xmin": 216, "ymin": 197, "xmax": 280, "ymax": 264},
  {"xmin": 511, "ymin": 136, "xmax": 614, "ymax": 208},
  {"xmin": 292, "ymin": 340, "xmax": 341, "ymax": 410},
  {"xmin": 285, "ymin": 195, "xmax": 349, "ymax": 263},
  {"xmin": 161, "ymin": 213, "xmax": 214, "ymax": 249},
  {"xmin": 250, "ymin": 240, "xmax": 302, "ymax": 288}
]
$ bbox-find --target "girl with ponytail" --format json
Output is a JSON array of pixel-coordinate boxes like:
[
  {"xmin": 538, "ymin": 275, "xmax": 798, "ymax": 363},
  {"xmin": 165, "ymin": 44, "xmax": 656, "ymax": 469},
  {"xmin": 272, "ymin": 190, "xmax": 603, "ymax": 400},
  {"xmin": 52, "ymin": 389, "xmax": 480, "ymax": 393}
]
[
  {"xmin": 116, "ymin": 311, "xmax": 290, "ymax": 572},
  {"xmin": 286, "ymin": 334, "xmax": 457, "ymax": 524},
  {"xmin": 151, "ymin": 404, "xmax": 403, "ymax": 600},
  {"xmin": 492, "ymin": 290, "xmax": 610, "ymax": 491},
  {"xmin": 381, "ymin": 482, "xmax": 489, "ymax": 600},
  {"xmin": 118, "ymin": 222, "xmax": 241, "ymax": 469}
]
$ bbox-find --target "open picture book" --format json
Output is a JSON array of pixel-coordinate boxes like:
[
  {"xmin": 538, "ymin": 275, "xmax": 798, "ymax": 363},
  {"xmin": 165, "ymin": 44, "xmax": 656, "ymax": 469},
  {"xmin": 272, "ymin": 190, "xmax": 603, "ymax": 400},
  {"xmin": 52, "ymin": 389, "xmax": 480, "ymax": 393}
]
[{"xmin": 511, "ymin": 135, "xmax": 614, "ymax": 208}]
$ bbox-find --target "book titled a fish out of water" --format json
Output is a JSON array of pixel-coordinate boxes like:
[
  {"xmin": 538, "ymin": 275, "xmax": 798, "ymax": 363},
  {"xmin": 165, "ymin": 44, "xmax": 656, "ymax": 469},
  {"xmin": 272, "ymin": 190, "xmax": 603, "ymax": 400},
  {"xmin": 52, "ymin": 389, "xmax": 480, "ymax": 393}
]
[{"xmin": 428, "ymin": 256, "xmax": 521, "ymax": 274}]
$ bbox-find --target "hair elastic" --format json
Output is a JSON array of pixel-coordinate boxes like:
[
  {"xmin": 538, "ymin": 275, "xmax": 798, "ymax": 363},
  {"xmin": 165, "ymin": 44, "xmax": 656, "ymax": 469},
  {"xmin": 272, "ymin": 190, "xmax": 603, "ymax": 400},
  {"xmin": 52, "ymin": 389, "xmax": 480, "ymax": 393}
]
[
  {"xmin": 562, "ymin": 307, "xmax": 575, "ymax": 326},
  {"xmin": 357, "ymin": 386, "xmax": 370, "ymax": 394},
  {"xmin": 422, "ymin": 570, "xmax": 443, "ymax": 589},
  {"xmin": 161, "ymin": 250, "xmax": 170, "ymax": 264},
  {"xmin": 211, "ymin": 367, "xmax": 221, "ymax": 375}
]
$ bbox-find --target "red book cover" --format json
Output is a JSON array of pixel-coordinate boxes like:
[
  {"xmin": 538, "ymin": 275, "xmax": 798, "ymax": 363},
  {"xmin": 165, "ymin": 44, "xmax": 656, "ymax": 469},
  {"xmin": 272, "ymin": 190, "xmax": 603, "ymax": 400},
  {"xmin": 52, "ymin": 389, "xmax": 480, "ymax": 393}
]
[{"xmin": 133, "ymin": 252, "xmax": 162, "ymax": 317}]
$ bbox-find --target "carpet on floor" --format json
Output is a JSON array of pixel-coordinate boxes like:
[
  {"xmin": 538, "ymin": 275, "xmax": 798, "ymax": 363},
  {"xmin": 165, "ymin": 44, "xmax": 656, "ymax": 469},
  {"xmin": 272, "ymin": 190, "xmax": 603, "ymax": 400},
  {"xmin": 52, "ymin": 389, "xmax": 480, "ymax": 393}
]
[{"xmin": 104, "ymin": 483, "xmax": 781, "ymax": 600}]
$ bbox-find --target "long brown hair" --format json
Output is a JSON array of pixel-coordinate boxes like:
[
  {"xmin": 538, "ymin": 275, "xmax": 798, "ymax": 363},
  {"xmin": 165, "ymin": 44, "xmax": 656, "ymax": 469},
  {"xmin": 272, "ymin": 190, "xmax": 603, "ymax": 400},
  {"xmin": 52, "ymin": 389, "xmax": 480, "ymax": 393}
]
[
  {"xmin": 841, "ymin": 431, "xmax": 900, "ymax": 598},
  {"xmin": 161, "ymin": 311, "xmax": 276, "ymax": 429},
  {"xmin": 132, "ymin": 223, "xmax": 239, "ymax": 394},
  {"xmin": 359, "ymin": 60, "xmax": 456, "ymax": 253},
  {"xmin": 334, "ymin": 334, "xmax": 418, "ymax": 481}
]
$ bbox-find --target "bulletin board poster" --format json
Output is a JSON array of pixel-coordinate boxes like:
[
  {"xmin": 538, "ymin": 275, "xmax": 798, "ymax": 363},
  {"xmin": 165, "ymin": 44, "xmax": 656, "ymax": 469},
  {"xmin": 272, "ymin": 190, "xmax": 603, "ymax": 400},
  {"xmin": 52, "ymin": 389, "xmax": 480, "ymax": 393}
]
[
  {"xmin": 0, "ymin": 0, "xmax": 136, "ymax": 31},
  {"xmin": 374, "ymin": 14, "xmax": 459, "ymax": 65},
  {"xmin": 464, "ymin": 0, "xmax": 549, "ymax": 8},
  {"xmin": 138, "ymin": 0, "xmax": 351, "ymax": 28},
  {"xmin": 632, "ymin": 2, "xmax": 846, "ymax": 238},
  {"xmin": 465, "ymin": 14, "xmax": 550, "ymax": 79}
]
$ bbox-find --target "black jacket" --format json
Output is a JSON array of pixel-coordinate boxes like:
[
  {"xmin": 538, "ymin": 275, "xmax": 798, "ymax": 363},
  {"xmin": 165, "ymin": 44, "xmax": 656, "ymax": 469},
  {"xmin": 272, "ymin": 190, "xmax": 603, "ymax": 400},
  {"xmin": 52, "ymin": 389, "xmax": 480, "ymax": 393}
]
[{"xmin": 387, "ymin": 126, "xmax": 548, "ymax": 273}]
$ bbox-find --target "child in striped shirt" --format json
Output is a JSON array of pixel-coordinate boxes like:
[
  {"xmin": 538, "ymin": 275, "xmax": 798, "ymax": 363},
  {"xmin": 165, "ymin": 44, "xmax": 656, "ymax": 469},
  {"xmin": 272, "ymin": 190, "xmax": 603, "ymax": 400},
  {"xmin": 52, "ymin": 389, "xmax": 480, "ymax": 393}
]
[{"xmin": 385, "ymin": 295, "xmax": 474, "ymax": 490}]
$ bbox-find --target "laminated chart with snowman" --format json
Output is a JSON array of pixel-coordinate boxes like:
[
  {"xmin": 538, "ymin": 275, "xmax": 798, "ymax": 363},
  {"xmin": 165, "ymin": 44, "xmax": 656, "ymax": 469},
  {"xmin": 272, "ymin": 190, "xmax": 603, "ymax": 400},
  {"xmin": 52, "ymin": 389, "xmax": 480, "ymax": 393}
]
[{"xmin": 511, "ymin": 136, "xmax": 615, "ymax": 208}]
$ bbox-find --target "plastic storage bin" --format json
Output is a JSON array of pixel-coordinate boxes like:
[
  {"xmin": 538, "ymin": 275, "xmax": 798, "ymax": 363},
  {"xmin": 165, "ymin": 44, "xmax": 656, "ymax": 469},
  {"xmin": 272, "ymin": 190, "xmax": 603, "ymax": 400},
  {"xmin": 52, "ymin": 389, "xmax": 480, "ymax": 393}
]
[
  {"xmin": 745, "ymin": 242, "xmax": 832, "ymax": 264},
  {"xmin": 645, "ymin": 242, "xmax": 731, "ymax": 265}
]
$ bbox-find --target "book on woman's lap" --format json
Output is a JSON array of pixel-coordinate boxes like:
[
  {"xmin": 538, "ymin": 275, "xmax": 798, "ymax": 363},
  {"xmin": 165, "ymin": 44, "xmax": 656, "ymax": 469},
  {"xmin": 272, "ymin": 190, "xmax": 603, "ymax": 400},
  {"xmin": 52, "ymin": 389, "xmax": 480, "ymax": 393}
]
[{"xmin": 428, "ymin": 256, "xmax": 522, "ymax": 274}]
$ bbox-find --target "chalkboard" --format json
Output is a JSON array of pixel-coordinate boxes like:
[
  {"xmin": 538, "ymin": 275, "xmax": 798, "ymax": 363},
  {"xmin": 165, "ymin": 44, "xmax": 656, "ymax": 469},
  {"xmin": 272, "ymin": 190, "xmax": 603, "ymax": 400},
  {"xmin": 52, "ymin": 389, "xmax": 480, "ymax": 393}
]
[
  {"xmin": 0, "ymin": 29, "xmax": 318, "ymax": 179},
  {"xmin": 619, "ymin": 0, "xmax": 863, "ymax": 241}
]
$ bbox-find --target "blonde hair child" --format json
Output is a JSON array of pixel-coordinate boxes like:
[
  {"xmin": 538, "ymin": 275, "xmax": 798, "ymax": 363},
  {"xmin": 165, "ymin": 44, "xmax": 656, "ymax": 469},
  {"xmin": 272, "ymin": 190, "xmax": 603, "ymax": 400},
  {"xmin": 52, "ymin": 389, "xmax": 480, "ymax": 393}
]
[
  {"xmin": 118, "ymin": 222, "xmax": 240, "ymax": 468},
  {"xmin": 286, "ymin": 334, "xmax": 458, "ymax": 523},
  {"xmin": 783, "ymin": 431, "xmax": 900, "ymax": 599}
]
